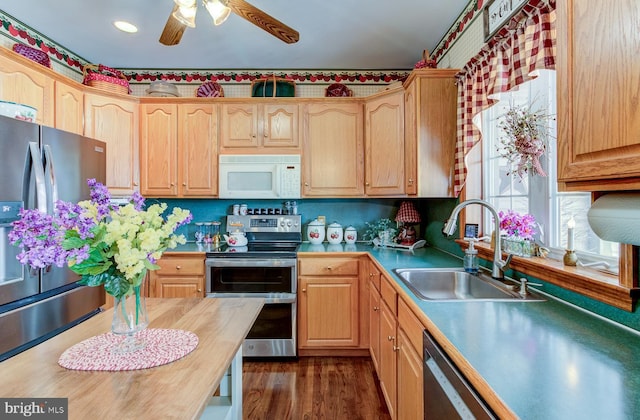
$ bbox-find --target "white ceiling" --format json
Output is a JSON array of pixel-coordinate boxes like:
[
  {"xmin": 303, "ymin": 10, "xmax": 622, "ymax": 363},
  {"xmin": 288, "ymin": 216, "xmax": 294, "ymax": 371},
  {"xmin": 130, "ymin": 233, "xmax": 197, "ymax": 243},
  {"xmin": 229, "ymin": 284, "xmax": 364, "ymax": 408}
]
[{"xmin": 0, "ymin": 0, "xmax": 470, "ymax": 70}]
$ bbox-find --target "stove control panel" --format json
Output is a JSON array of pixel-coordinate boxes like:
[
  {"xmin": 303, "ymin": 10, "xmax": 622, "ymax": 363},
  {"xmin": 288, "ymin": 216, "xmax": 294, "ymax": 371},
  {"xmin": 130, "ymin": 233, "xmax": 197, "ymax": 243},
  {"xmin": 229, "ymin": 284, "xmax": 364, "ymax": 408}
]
[{"xmin": 226, "ymin": 215, "xmax": 301, "ymax": 233}]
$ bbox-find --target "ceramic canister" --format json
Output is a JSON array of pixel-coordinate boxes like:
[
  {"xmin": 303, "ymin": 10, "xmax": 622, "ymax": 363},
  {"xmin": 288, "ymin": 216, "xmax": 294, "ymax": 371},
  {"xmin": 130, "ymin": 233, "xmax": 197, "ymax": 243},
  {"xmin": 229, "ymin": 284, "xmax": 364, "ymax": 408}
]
[
  {"xmin": 344, "ymin": 226, "xmax": 357, "ymax": 244},
  {"xmin": 327, "ymin": 222, "xmax": 344, "ymax": 244},
  {"xmin": 307, "ymin": 219, "xmax": 325, "ymax": 244}
]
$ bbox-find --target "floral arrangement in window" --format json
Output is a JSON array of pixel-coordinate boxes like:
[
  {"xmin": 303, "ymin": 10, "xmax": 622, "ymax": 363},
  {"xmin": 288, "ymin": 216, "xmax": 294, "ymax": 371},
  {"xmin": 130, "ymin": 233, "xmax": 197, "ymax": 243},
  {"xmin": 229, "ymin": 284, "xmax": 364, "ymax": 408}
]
[
  {"xmin": 499, "ymin": 210, "xmax": 536, "ymax": 240},
  {"xmin": 497, "ymin": 102, "xmax": 553, "ymax": 179},
  {"xmin": 9, "ymin": 179, "xmax": 192, "ymax": 300}
]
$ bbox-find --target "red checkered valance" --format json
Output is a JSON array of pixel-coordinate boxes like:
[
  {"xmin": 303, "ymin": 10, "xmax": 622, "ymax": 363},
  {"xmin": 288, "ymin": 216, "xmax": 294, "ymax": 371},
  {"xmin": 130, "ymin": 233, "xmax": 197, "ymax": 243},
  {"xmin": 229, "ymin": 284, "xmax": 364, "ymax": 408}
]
[{"xmin": 453, "ymin": 0, "xmax": 556, "ymax": 197}]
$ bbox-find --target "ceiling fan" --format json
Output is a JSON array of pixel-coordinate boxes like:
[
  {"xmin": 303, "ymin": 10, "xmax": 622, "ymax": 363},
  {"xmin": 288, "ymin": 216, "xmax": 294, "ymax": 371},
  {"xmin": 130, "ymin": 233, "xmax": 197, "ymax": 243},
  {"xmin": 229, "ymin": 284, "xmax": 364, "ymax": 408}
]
[{"xmin": 159, "ymin": 0, "xmax": 299, "ymax": 46}]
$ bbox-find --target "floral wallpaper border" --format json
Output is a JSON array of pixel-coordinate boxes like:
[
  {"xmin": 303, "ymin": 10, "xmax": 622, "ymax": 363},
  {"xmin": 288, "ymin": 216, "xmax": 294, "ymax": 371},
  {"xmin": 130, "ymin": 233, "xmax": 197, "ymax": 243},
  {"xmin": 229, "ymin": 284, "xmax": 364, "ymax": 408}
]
[{"xmin": 431, "ymin": 0, "xmax": 484, "ymax": 62}]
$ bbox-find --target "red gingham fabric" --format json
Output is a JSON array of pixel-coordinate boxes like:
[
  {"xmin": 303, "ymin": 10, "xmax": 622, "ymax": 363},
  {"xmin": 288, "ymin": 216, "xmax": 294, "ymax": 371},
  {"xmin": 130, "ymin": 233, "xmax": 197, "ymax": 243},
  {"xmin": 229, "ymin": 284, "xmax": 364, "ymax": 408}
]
[
  {"xmin": 453, "ymin": 0, "xmax": 556, "ymax": 196},
  {"xmin": 395, "ymin": 201, "xmax": 421, "ymax": 223}
]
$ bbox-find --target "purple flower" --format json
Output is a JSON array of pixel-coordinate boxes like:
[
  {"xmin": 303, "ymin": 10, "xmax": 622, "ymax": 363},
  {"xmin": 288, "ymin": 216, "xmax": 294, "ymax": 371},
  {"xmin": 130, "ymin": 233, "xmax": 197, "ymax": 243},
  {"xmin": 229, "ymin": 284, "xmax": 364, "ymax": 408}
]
[
  {"xmin": 499, "ymin": 210, "xmax": 537, "ymax": 240},
  {"xmin": 130, "ymin": 191, "xmax": 145, "ymax": 211}
]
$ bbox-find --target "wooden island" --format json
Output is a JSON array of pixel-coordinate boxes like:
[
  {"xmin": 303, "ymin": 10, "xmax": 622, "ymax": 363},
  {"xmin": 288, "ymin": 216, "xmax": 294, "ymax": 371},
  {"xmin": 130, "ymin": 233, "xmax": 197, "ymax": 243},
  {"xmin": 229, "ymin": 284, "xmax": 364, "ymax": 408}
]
[{"xmin": 0, "ymin": 298, "xmax": 264, "ymax": 420}]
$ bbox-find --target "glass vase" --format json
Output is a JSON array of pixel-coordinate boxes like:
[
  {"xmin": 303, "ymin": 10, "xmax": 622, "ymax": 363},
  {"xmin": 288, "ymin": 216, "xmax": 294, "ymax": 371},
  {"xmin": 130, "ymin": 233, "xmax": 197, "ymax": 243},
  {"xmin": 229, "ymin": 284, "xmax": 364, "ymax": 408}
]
[
  {"xmin": 111, "ymin": 278, "xmax": 148, "ymax": 353},
  {"xmin": 503, "ymin": 236, "xmax": 535, "ymax": 258}
]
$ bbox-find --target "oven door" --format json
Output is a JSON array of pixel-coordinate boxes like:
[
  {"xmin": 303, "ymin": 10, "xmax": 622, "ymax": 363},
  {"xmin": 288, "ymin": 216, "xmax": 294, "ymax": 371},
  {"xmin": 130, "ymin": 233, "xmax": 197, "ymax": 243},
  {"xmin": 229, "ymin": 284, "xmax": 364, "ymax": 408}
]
[{"xmin": 205, "ymin": 258, "xmax": 297, "ymax": 357}]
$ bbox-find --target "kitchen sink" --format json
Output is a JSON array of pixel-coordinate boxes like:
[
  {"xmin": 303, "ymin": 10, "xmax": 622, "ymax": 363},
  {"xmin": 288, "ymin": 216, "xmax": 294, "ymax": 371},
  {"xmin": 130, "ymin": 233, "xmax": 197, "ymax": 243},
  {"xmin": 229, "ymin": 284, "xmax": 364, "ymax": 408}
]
[{"xmin": 393, "ymin": 268, "xmax": 544, "ymax": 302}]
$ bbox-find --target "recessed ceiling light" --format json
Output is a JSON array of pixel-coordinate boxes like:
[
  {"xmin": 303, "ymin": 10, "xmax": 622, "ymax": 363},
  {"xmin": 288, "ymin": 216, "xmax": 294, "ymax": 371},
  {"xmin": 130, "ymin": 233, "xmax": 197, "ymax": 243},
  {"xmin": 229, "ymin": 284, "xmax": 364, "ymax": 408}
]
[{"xmin": 114, "ymin": 20, "xmax": 138, "ymax": 33}]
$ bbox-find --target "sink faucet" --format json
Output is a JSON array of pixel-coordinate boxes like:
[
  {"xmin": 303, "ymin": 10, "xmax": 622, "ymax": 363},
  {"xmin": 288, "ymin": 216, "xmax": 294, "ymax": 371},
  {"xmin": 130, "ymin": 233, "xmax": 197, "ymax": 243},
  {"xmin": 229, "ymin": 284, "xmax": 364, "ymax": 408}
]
[{"xmin": 442, "ymin": 199, "xmax": 512, "ymax": 279}]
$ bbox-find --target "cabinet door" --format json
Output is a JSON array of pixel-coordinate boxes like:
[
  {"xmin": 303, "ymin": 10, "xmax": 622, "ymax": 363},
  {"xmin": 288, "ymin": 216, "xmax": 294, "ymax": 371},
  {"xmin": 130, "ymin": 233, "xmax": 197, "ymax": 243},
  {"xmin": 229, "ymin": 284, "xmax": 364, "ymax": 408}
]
[
  {"xmin": 54, "ymin": 81, "xmax": 84, "ymax": 135},
  {"xmin": 152, "ymin": 276, "xmax": 204, "ymax": 298},
  {"xmin": 302, "ymin": 102, "xmax": 364, "ymax": 196},
  {"xmin": 179, "ymin": 103, "xmax": 218, "ymax": 196},
  {"xmin": 140, "ymin": 103, "xmax": 178, "ymax": 196},
  {"xmin": 404, "ymin": 82, "xmax": 418, "ymax": 195},
  {"xmin": 557, "ymin": 0, "xmax": 640, "ymax": 188},
  {"xmin": 298, "ymin": 276, "xmax": 359, "ymax": 347},
  {"xmin": 405, "ymin": 69, "xmax": 458, "ymax": 197},
  {"xmin": 262, "ymin": 103, "xmax": 299, "ymax": 148},
  {"xmin": 397, "ymin": 328, "xmax": 423, "ymax": 420},
  {"xmin": 379, "ymin": 300, "xmax": 397, "ymax": 419},
  {"xmin": 0, "ymin": 53, "xmax": 54, "ymax": 126},
  {"xmin": 365, "ymin": 89, "xmax": 405, "ymax": 196},
  {"xmin": 369, "ymin": 281, "xmax": 381, "ymax": 373},
  {"xmin": 220, "ymin": 103, "xmax": 259, "ymax": 148},
  {"xmin": 84, "ymin": 94, "xmax": 139, "ymax": 196}
]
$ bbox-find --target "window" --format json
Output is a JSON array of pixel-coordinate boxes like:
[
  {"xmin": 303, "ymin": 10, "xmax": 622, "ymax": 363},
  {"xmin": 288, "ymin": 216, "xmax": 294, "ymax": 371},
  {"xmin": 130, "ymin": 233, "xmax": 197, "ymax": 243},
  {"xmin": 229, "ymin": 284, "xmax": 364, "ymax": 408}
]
[{"xmin": 480, "ymin": 70, "xmax": 619, "ymax": 273}]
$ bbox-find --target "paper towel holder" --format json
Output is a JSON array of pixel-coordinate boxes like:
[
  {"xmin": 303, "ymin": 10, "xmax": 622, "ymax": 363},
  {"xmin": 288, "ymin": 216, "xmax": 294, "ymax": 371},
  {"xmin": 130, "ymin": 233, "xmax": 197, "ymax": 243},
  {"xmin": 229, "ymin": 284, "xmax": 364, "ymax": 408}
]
[{"xmin": 587, "ymin": 193, "xmax": 640, "ymax": 246}]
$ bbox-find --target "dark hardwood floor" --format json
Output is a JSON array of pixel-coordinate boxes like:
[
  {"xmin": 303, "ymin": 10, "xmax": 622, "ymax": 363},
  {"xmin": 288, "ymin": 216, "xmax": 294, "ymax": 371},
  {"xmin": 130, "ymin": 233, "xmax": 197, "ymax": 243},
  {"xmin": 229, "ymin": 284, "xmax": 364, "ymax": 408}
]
[{"xmin": 243, "ymin": 356, "xmax": 391, "ymax": 420}]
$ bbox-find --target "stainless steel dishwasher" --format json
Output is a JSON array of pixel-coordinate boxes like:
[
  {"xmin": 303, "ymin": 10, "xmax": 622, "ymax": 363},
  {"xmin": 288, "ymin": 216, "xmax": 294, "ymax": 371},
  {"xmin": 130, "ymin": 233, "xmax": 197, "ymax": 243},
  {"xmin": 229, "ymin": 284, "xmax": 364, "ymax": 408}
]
[{"xmin": 423, "ymin": 330, "xmax": 496, "ymax": 419}]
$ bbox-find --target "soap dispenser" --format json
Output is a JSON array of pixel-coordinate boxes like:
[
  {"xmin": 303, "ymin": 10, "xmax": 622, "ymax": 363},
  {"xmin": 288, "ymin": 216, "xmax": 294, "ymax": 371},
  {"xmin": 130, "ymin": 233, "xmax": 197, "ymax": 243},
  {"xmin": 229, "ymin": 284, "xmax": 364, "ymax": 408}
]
[{"xmin": 463, "ymin": 238, "xmax": 479, "ymax": 274}]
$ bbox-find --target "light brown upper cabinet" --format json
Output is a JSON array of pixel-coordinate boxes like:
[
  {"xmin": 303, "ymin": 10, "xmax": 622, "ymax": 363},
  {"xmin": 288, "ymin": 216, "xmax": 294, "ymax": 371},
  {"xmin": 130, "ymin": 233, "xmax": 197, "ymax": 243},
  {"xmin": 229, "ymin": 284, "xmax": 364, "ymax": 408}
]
[
  {"xmin": 219, "ymin": 101, "xmax": 299, "ymax": 152},
  {"xmin": 0, "ymin": 48, "xmax": 54, "ymax": 127},
  {"xmin": 84, "ymin": 93, "xmax": 139, "ymax": 196},
  {"xmin": 140, "ymin": 101, "xmax": 218, "ymax": 197},
  {"xmin": 364, "ymin": 88, "xmax": 406, "ymax": 196},
  {"xmin": 54, "ymin": 80, "xmax": 84, "ymax": 135},
  {"xmin": 302, "ymin": 101, "xmax": 365, "ymax": 197},
  {"xmin": 403, "ymin": 69, "xmax": 458, "ymax": 197},
  {"xmin": 557, "ymin": 1, "xmax": 640, "ymax": 191}
]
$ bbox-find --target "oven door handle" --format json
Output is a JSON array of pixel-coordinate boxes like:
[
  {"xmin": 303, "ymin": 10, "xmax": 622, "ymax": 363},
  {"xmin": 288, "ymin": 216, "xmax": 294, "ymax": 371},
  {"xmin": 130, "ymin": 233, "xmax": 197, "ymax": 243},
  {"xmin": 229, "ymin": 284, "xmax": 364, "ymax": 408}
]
[
  {"xmin": 206, "ymin": 292, "xmax": 297, "ymax": 304},
  {"xmin": 205, "ymin": 258, "xmax": 297, "ymax": 268}
]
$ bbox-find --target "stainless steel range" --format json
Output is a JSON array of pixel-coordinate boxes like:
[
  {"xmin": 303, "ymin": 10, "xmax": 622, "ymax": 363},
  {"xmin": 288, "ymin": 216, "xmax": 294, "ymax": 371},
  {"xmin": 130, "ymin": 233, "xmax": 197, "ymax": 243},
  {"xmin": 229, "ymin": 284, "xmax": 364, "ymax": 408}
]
[{"xmin": 205, "ymin": 214, "xmax": 302, "ymax": 358}]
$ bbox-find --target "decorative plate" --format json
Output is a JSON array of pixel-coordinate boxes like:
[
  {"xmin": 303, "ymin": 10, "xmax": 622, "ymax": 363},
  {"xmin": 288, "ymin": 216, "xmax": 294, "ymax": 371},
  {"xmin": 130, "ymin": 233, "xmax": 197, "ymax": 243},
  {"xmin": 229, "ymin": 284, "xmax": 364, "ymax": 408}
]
[
  {"xmin": 196, "ymin": 81, "xmax": 224, "ymax": 97},
  {"xmin": 325, "ymin": 83, "xmax": 353, "ymax": 97}
]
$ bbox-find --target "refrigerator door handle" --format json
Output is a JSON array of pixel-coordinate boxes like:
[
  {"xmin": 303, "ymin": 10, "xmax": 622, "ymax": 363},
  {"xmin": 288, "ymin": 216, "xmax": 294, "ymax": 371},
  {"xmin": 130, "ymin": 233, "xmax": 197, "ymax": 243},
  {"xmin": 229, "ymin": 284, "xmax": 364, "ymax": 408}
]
[
  {"xmin": 43, "ymin": 144, "xmax": 58, "ymax": 212},
  {"xmin": 24, "ymin": 141, "xmax": 47, "ymax": 213}
]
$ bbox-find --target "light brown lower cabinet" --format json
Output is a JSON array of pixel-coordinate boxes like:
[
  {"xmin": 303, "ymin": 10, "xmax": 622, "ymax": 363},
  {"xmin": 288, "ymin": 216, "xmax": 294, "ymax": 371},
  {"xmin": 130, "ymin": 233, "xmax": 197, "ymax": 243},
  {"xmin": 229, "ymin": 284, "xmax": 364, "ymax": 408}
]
[
  {"xmin": 397, "ymin": 298, "xmax": 425, "ymax": 420},
  {"xmin": 149, "ymin": 254, "xmax": 205, "ymax": 298},
  {"xmin": 369, "ymin": 261, "xmax": 425, "ymax": 420},
  {"xmin": 379, "ymin": 294, "xmax": 398, "ymax": 419}
]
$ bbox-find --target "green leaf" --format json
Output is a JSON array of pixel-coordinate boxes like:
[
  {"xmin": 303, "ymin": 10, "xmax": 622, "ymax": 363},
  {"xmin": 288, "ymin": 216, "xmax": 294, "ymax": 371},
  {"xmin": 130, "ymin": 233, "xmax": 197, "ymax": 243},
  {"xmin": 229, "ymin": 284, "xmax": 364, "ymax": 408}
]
[
  {"xmin": 144, "ymin": 259, "xmax": 159, "ymax": 271},
  {"xmin": 104, "ymin": 275, "xmax": 132, "ymax": 300},
  {"xmin": 62, "ymin": 236, "xmax": 86, "ymax": 250}
]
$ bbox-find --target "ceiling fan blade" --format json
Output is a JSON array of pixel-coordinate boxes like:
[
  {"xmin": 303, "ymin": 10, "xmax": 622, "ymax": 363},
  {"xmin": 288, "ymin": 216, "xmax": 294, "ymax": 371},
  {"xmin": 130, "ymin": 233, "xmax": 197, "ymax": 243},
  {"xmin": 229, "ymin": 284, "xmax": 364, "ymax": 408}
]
[
  {"xmin": 159, "ymin": 5, "xmax": 188, "ymax": 46},
  {"xmin": 226, "ymin": 0, "xmax": 299, "ymax": 44}
]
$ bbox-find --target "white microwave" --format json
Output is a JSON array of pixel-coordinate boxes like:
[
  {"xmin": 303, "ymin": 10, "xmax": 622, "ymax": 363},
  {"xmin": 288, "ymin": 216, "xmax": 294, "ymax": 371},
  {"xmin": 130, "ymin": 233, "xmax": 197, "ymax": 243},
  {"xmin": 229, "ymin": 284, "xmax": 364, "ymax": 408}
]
[{"xmin": 218, "ymin": 155, "xmax": 301, "ymax": 199}]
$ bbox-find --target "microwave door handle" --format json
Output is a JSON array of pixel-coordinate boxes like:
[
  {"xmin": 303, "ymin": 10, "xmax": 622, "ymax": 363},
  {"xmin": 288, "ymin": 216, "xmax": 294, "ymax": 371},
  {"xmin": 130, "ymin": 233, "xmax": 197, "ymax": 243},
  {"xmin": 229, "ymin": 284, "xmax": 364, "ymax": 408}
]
[
  {"xmin": 275, "ymin": 164, "xmax": 282, "ymax": 198},
  {"xmin": 43, "ymin": 144, "xmax": 58, "ymax": 213},
  {"xmin": 24, "ymin": 142, "xmax": 47, "ymax": 213}
]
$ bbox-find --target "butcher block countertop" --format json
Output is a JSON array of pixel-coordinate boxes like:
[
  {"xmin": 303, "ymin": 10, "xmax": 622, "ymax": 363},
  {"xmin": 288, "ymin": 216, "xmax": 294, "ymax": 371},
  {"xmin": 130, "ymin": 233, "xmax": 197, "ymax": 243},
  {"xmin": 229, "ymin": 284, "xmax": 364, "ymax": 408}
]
[{"xmin": 0, "ymin": 298, "xmax": 263, "ymax": 420}]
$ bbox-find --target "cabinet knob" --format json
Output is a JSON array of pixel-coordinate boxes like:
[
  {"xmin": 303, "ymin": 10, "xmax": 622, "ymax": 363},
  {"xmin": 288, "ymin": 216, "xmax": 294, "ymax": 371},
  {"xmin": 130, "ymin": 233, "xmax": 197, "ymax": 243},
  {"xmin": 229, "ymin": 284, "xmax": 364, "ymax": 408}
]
[
  {"xmin": 373, "ymin": 306, "xmax": 379, "ymax": 311},
  {"xmin": 197, "ymin": 288, "xmax": 202, "ymax": 292},
  {"xmin": 170, "ymin": 182, "xmax": 175, "ymax": 186},
  {"xmin": 369, "ymin": 273, "xmax": 373, "ymax": 278},
  {"xmin": 304, "ymin": 182, "xmax": 309, "ymax": 186},
  {"xmin": 387, "ymin": 335, "xmax": 393, "ymax": 341},
  {"xmin": 182, "ymin": 182, "xmax": 187, "ymax": 186},
  {"xmin": 408, "ymin": 178, "xmax": 414, "ymax": 184},
  {"xmin": 302, "ymin": 288, "xmax": 306, "ymax": 292},
  {"xmin": 365, "ymin": 182, "xmax": 370, "ymax": 186},
  {"xmin": 393, "ymin": 345, "xmax": 399, "ymax": 352},
  {"xmin": 326, "ymin": 266, "xmax": 332, "ymax": 271},
  {"xmin": 176, "ymin": 265, "xmax": 181, "ymax": 270}
]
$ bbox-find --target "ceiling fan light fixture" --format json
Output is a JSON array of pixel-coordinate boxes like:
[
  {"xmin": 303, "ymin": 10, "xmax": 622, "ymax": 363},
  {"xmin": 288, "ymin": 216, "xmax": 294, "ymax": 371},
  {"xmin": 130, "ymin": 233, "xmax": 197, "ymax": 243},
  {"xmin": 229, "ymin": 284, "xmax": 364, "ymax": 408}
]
[
  {"xmin": 172, "ymin": 0, "xmax": 198, "ymax": 28},
  {"xmin": 203, "ymin": 0, "xmax": 231, "ymax": 26}
]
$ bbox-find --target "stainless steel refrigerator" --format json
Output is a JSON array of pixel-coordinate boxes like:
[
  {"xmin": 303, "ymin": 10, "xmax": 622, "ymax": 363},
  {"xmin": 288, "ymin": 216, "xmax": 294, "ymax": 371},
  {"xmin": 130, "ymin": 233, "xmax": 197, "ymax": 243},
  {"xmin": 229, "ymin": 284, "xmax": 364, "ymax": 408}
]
[{"xmin": 0, "ymin": 115, "xmax": 106, "ymax": 361}]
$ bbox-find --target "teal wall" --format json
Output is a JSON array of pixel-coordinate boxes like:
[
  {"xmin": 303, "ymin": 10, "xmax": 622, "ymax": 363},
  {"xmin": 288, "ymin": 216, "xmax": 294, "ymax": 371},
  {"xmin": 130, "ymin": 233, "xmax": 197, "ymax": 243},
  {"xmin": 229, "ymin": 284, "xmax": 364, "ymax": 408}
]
[{"xmin": 157, "ymin": 196, "xmax": 640, "ymax": 332}]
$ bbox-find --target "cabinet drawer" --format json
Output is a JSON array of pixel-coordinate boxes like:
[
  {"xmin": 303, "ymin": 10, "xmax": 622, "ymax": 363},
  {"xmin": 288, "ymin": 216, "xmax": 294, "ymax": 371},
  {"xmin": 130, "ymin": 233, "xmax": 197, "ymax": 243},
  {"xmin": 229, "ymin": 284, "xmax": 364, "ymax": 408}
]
[
  {"xmin": 398, "ymin": 297, "xmax": 424, "ymax": 355},
  {"xmin": 380, "ymin": 274, "xmax": 397, "ymax": 314},
  {"xmin": 157, "ymin": 257, "xmax": 204, "ymax": 275},
  {"xmin": 298, "ymin": 257, "xmax": 359, "ymax": 276}
]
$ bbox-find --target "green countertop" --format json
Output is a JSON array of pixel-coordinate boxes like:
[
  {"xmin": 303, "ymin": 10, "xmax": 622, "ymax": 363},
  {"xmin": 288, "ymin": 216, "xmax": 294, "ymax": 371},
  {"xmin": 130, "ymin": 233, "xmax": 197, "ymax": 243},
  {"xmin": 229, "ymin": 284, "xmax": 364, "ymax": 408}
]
[{"xmin": 179, "ymin": 241, "xmax": 640, "ymax": 418}]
